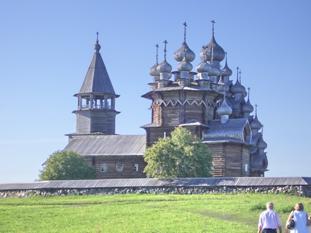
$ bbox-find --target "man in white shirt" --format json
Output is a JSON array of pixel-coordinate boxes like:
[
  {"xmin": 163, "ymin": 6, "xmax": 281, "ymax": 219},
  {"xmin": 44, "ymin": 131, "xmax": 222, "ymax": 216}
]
[{"xmin": 258, "ymin": 202, "xmax": 282, "ymax": 233}]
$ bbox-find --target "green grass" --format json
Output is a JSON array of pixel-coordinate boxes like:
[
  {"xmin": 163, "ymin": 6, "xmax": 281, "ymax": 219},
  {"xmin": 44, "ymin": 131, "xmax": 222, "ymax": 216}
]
[{"xmin": 0, "ymin": 193, "xmax": 310, "ymax": 233}]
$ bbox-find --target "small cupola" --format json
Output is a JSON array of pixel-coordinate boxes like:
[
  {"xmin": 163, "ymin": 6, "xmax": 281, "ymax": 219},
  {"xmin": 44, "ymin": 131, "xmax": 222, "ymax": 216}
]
[
  {"xmin": 216, "ymin": 92, "xmax": 233, "ymax": 124},
  {"xmin": 149, "ymin": 44, "xmax": 160, "ymax": 81}
]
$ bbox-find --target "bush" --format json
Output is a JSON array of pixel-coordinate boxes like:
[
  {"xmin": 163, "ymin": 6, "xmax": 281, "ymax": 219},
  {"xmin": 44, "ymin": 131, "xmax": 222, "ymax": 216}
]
[
  {"xmin": 39, "ymin": 151, "xmax": 96, "ymax": 180},
  {"xmin": 144, "ymin": 127, "xmax": 212, "ymax": 178}
]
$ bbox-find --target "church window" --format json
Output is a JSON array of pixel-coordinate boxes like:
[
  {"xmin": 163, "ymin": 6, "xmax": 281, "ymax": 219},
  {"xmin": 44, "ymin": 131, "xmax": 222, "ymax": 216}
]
[
  {"xmin": 244, "ymin": 164, "xmax": 249, "ymax": 173},
  {"xmin": 134, "ymin": 163, "xmax": 139, "ymax": 172},
  {"xmin": 100, "ymin": 163, "xmax": 108, "ymax": 173},
  {"xmin": 107, "ymin": 99, "xmax": 112, "ymax": 109},
  {"xmin": 116, "ymin": 162, "xmax": 124, "ymax": 172}
]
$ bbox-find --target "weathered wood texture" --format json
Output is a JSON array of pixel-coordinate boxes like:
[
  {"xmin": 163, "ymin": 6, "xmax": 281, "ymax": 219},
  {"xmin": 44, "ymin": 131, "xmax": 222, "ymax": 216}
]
[
  {"xmin": 84, "ymin": 156, "xmax": 146, "ymax": 178},
  {"xmin": 75, "ymin": 110, "xmax": 116, "ymax": 134},
  {"xmin": 208, "ymin": 143, "xmax": 250, "ymax": 177}
]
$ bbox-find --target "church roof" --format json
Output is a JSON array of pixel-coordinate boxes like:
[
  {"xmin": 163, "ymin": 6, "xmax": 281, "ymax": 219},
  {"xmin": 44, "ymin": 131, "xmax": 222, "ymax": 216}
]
[
  {"xmin": 64, "ymin": 135, "xmax": 146, "ymax": 156},
  {"xmin": 78, "ymin": 39, "xmax": 116, "ymax": 96},
  {"xmin": 142, "ymin": 85, "xmax": 221, "ymax": 99},
  {"xmin": 203, "ymin": 118, "xmax": 249, "ymax": 143}
]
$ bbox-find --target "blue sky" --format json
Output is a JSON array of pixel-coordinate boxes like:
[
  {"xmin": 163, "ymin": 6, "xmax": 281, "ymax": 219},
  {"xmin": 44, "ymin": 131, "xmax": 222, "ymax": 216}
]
[{"xmin": 0, "ymin": 0, "xmax": 310, "ymax": 182}]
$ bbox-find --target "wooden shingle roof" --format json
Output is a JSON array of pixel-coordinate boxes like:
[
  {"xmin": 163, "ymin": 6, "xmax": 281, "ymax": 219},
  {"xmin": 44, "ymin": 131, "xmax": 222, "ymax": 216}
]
[
  {"xmin": 78, "ymin": 41, "xmax": 116, "ymax": 96},
  {"xmin": 64, "ymin": 135, "xmax": 146, "ymax": 156}
]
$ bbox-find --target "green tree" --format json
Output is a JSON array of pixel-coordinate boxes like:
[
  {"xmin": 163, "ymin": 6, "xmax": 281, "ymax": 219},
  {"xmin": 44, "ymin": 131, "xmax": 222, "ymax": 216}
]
[
  {"xmin": 144, "ymin": 127, "xmax": 212, "ymax": 178},
  {"xmin": 39, "ymin": 151, "xmax": 96, "ymax": 180}
]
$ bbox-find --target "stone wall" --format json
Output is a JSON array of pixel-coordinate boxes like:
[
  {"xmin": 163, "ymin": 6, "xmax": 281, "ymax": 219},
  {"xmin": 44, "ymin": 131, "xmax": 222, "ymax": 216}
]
[
  {"xmin": 1, "ymin": 177, "xmax": 310, "ymax": 198},
  {"xmin": 0, "ymin": 185, "xmax": 309, "ymax": 198}
]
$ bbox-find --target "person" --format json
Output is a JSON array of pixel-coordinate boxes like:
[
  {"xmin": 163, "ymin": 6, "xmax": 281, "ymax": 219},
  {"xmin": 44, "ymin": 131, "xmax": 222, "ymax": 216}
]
[
  {"xmin": 258, "ymin": 202, "xmax": 282, "ymax": 233},
  {"xmin": 286, "ymin": 203, "xmax": 310, "ymax": 233}
]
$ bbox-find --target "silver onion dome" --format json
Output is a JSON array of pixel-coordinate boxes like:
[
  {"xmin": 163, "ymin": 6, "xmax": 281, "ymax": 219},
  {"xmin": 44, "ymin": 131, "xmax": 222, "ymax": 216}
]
[
  {"xmin": 174, "ymin": 42, "xmax": 195, "ymax": 62},
  {"xmin": 217, "ymin": 95, "xmax": 233, "ymax": 116},
  {"xmin": 174, "ymin": 22, "xmax": 196, "ymax": 63},
  {"xmin": 202, "ymin": 20, "xmax": 225, "ymax": 62},
  {"xmin": 231, "ymin": 79, "xmax": 246, "ymax": 95},
  {"xmin": 242, "ymin": 99, "xmax": 254, "ymax": 113},
  {"xmin": 196, "ymin": 61, "xmax": 211, "ymax": 73},
  {"xmin": 250, "ymin": 115, "xmax": 263, "ymax": 129},
  {"xmin": 149, "ymin": 44, "xmax": 160, "ymax": 77},
  {"xmin": 157, "ymin": 40, "xmax": 172, "ymax": 73},
  {"xmin": 203, "ymin": 36, "xmax": 225, "ymax": 62},
  {"xmin": 177, "ymin": 59, "xmax": 193, "ymax": 72},
  {"xmin": 258, "ymin": 137, "xmax": 267, "ymax": 149},
  {"xmin": 208, "ymin": 64, "xmax": 221, "ymax": 76},
  {"xmin": 157, "ymin": 60, "xmax": 172, "ymax": 73},
  {"xmin": 221, "ymin": 54, "xmax": 232, "ymax": 76},
  {"xmin": 149, "ymin": 63, "xmax": 160, "ymax": 76},
  {"xmin": 221, "ymin": 64, "xmax": 232, "ymax": 77},
  {"xmin": 242, "ymin": 87, "xmax": 254, "ymax": 113}
]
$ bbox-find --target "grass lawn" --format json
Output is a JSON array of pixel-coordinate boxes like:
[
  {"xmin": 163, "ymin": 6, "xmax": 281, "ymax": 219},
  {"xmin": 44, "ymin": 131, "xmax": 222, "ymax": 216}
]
[{"xmin": 0, "ymin": 193, "xmax": 311, "ymax": 233}]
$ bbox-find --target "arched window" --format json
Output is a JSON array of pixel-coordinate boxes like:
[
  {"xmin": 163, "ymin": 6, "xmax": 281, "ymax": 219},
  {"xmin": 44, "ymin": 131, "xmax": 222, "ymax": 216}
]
[{"xmin": 100, "ymin": 163, "xmax": 108, "ymax": 173}]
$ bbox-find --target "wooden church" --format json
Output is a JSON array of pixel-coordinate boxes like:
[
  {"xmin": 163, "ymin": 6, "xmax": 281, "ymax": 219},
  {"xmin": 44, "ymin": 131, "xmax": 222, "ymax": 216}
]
[{"xmin": 64, "ymin": 23, "xmax": 268, "ymax": 178}]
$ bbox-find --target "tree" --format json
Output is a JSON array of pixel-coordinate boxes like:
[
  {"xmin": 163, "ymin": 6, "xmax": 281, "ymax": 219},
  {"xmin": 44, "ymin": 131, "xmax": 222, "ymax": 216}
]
[
  {"xmin": 39, "ymin": 151, "xmax": 96, "ymax": 180},
  {"xmin": 144, "ymin": 127, "xmax": 212, "ymax": 178}
]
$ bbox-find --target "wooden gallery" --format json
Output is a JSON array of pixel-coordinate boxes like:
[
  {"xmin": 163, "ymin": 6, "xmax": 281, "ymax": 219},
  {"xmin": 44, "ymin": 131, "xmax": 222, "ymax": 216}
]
[{"xmin": 63, "ymin": 23, "xmax": 268, "ymax": 178}]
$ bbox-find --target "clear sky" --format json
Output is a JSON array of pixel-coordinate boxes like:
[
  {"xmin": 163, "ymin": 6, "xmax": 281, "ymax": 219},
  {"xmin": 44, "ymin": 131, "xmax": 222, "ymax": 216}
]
[{"xmin": 0, "ymin": 0, "xmax": 310, "ymax": 182}]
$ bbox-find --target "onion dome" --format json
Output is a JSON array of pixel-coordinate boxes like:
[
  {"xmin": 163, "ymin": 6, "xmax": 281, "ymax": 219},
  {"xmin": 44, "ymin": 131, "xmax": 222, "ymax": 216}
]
[
  {"xmin": 174, "ymin": 23, "xmax": 195, "ymax": 62},
  {"xmin": 149, "ymin": 44, "xmax": 160, "ymax": 77},
  {"xmin": 242, "ymin": 88, "xmax": 254, "ymax": 113},
  {"xmin": 149, "ymin": 63, "xmax": 159, "ymax": 76},
  {"xmin": 243, "ymin": 99, "xmax": 254, "ymax": 114},
  {"xmin": 217, "ymin": 94, "xmax": 233, "ymax": 116},
  {"xmin": 157, "ymin": 40, "xmax": 172, "ymax": 73},
  {"xmin": 174, "ymin": 42, "xmax": 195, "ymax": 62},
  {"xmin": 196, "ymin": 61, "xmax": 211, "ymax": 73},
  {"xmin": 221, "ymin": 53, "xmax": 232, "ymax": 76},
  {"xmin": 231, "ymin": 67, "xmax": 246, "ymax": 95},
  {"xmin": 208, "ymin": 63, "xmax": 221, "ymax": 76},
  {"xmin": 174, "ymin": 22, "xmax": 195, "ymax": 74},
  {"xmin": 250, "ymin": 104, "xmax": 263, "ymax": 129},
  {"xmin": 251, "ymin": 116, "xmax": 263, "ymax": 129},
  {"xmin": 231, "ymin": 79, "xmax": 246, "ymax": 94},
  {"xmin": 177, "ymin": 58, "xmax": 193, "ymax": 72},
  {"xmin": 258, "ymin": 137, "xmax": 267, "ymax": 149},
  {"xmin": 157, "ymin": 60, "xmax": 172, "ymax": 73},
  {"xmin": 201, "ymin": 20, "xmax": 225, "ymax": 62}
]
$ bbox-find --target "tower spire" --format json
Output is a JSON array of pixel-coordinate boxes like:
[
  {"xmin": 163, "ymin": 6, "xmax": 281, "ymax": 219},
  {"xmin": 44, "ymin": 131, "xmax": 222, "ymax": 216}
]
[
  {"xmin": 247, "ymin": 87, "xmax": 251, "ymax": 101},
  {"xmin": 255, "ymin": 104, "xmax": 258, "ymax": 117},
  {"xmin": 211, "ymin": 20, "xmax": 216, "ymax": 37},
  {"xmin": 236, "ymin": 67, "xmax": 239, "ymax": 82},
  {"xmin": 163, "ymin": 40, "xmax": 168, "ymax": 61},
  {"xmin": 183, "ymin": 21, "xmax": 187, "ymax": 43},
  {"xmin": 95, "ymin": 32, "xmax": 101, "ymax": 53}
]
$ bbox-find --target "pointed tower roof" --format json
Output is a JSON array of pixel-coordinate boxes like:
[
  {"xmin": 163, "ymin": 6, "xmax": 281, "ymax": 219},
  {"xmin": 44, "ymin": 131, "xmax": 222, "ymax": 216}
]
[{"xmin": 77, "ymin": 33, "xmax": 117, "ymax": 96}]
